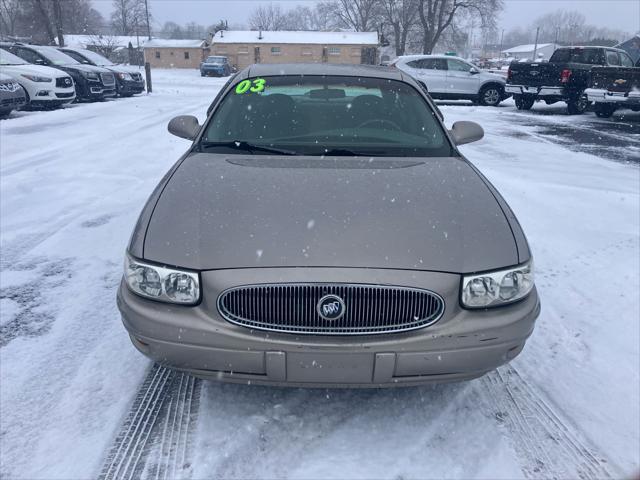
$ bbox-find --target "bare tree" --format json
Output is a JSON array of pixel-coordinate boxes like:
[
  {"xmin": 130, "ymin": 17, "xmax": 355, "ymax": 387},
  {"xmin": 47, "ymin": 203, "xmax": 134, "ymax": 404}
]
[
  {"xmin": 52, "ymin": 0, "xmax": 64, "ymax": 46},
  {"xmin": 321, "ymin": 0, "xmax": 381, "ymax": 31},
  {"xmin": 33, "ymin": 0, "xmax": 56, "ymax": 44},
  {"xmin": 249, "ymin": 3, "xmax": 287, "ymax": 30},
  {"xmin": 0, "ymin": 0, "xmax": 20, "ymax": 37},
  {"xmin": 111, "ymin": 0, "xmax": 148, "ymax": 36},
  {"xmin": 380, "ymin": 0, "xmax": 418, "ymax": 55},
  {"xmin": 280, "ymin": 6, "xmax": 318, "ymax": 30},
  {"xmin": 417, "ymin": 0, "xmax": 502, "ymax": 54},
  {"xmin": 532, "ymin": 9, "xmax": 586, "ymax": 44}
]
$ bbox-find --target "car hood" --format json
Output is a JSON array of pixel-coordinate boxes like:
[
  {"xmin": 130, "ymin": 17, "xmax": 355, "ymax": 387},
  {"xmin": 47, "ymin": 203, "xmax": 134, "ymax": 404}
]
[
  {"xmin": 59, "ymin": 63, "xmax": 110, "ymax": 74},
  {"xmin": 481, "ymin": 71, "xmax": 506, "ymax": 83},
  {"xmin": 0, "ymin": 64, "xmax": 69, "ymax": 78},
  {"xmin": 103, "ymin": 65, "xmax": 140, "ymax": 74},
  {"xmin": 142, "ymin": 153, "xmax": 518, "ymax": 273}
]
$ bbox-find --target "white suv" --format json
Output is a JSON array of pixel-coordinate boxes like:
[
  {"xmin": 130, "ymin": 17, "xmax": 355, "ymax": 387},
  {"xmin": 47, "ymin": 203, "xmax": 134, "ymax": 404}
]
[
  {"xmin": 0, "ymin": 48, "xmax": 75, "ymax": 109},
  {"xmin": 393, "ymin": 55, "xmax": 508, "ymax": 106}
]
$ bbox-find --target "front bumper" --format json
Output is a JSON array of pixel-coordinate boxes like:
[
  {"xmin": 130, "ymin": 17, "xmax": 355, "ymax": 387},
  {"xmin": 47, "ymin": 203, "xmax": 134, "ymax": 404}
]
[
  {"xmin": 118, "ymin": 79, "xmax": 145, "ymax": 95},
  {"xmin": 80, "ymin": 82, "xmax": 116, "ymax": 100},
  {"xmin": 118, "ymin": 268, "xmax": 540, "ymax": 387},
  {"xmin": 505, "ymin": 84, "xmax": 564, "ymax": 97},
  {"xmin": 201, "ymin": 67, "xmax": 226, "ymax": 76},
  {"xmin": 585, "ymin": 88, "xmax": 640, "ymax": 105},
  {"xmin": 0, "ymin": 92, "xmax": 26, "ymax": 111}
]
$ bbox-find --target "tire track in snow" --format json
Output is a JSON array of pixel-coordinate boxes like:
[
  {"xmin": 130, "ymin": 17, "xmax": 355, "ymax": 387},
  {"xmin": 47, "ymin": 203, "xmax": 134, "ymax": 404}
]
[
  {"xmin": 482, "ymin": 366, "xmax": 614, "ymax": 479},
  {"xmin": 98, "ymin": 365, "xmax": 201, "ymax": 480}
]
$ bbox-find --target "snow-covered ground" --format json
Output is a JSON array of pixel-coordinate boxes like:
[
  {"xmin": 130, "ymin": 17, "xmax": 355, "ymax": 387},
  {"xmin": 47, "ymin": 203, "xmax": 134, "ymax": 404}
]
[{"xmin": 1, "ymin": 69, "xmax": 638, "ymax": 479}]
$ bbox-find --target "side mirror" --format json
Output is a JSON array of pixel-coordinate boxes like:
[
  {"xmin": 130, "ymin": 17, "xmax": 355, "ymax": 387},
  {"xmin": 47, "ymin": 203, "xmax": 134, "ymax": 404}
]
[
  {"xmin": 450, "ymin": 121, "xmax": 484, "ymax": 146},
  {"xmin": 168, "ymin": 115, "xmax": 200, "ymax": 140},
  {"xmin": 469, "ymin": 67, "xmax": 480, "ymax": 75},
  {"xmin": 34, "ymin": 58, "xmax": 45, "ymax": 65}
]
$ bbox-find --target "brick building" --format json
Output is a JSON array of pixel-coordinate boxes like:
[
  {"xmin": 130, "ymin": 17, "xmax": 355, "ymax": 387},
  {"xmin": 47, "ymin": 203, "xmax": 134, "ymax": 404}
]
[
  {"xmin": 209, "ymin": 30, "xmax": 379, "ymax": 70},
  {"xmin": 143, "ymin": 39, "xmax": 210, "ymax": 68}
]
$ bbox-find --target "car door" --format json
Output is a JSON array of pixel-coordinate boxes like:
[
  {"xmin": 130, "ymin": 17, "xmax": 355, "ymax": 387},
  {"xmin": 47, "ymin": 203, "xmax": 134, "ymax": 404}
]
[
  {"xmin": 446, "ymin": 58, "xmax": 481, "ymax": 96},
  {"xmin": 407, "ymin": 58, "xmax": 448, "ymax": 94}
]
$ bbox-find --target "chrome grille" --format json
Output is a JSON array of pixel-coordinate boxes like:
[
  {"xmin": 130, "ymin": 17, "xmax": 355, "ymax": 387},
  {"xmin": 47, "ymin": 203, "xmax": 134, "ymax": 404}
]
[
  {"xmin": 217, "ymin": 284, "xmax": 444, "ymax": 335},
  {"xmin": 101, "ymin": 72, "xmax": 116, "ymax": 86}
]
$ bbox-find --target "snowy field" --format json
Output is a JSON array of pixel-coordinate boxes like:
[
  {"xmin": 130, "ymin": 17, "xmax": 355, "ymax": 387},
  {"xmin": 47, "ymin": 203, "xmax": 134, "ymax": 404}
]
[{"xmin": 1, "ymin": 69, "xmax": 639, "ymax": 479}]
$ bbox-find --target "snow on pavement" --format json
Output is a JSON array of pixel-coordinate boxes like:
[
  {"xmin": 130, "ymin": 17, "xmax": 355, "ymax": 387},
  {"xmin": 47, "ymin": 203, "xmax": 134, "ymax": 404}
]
[{"xmin": 0, "ymin": 69, "xmax": 638, "ymax": 479}]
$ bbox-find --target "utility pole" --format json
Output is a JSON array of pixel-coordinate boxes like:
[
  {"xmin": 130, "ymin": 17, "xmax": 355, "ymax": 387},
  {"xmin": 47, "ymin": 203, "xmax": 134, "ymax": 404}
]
[
  {"xmin": 144, "ymin": 0, "xmax": 151, "ymax": 40},
  {"xmin": 532, "ymin": 26, "xmax": 540, "ymax": 61},
  {"xmin": 499, "ymin": 29, "xmax": 504, "ymax": 59}
]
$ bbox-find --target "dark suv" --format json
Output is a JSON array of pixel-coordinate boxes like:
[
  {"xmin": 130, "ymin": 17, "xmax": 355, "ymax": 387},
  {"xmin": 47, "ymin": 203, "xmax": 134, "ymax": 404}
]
[
  {"xmin": 58, "ymin": 47, "xmax": 145, "ymax": 97},
  {"xmin": 6, "ymin": 43, "xmax": 116, "ymax": 101}
]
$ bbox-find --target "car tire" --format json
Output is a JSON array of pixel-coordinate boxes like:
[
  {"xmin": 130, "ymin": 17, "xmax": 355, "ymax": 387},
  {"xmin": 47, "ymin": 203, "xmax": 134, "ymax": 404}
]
[
  {"xmin": 567, "ymin": 92, "xmax": 588, "ymax": 115},
  {"xmin": 478, "ymin": 85, "xmax": 502, "ymax": 107},
  {"xmin": 594, "ymin": 104, "xmax": 616, "ymax": 118},
  {"xmin": 515, "ymin": 95, "xmax": 535, "ymax": 110}
]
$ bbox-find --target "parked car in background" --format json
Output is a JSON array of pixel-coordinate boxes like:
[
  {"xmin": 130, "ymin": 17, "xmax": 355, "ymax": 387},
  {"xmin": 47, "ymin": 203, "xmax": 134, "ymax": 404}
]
[
  {"xmin": 585, "ymin": 55, "xmax": 640, "ymax": 118},
  {"xmin": 3, "ymin": 43, "xmax": 116, "ymax": 102},
  {"xmin": 0, "ymin": 72, "xmax": 27, "ymax": 117},
  {"xmin": 1, "ymin": 48, "xmax": 75, "ymax": 109},
  {"xmin": 200, "ymin": 56, "xmax": 232, "ymax": 77},
  {"xmin": 392, "ymin": 54, "xmax": 508, "ymax": 106},
  {"xmin": 58, "ymin": 47, "xmax": 145, "ymax": 97},
  {"xmin": 506, "ymin": 46, "xmax": 635, "ymax": 114}
]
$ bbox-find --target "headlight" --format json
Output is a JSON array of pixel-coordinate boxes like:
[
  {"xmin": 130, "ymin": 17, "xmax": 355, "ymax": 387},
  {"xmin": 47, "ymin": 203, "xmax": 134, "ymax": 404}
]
[
  {"xmin": 461, "ymin": 261, "xmax": 534, "ymax": 308},
  {"xmin": 117, "ymin": 72, "xmax": 132, "ymax": 80},
  {"xmin": 82, "ymin": 71, "xmax": 100, "ymax": 81},
  {"xmin": 21, "ymin": 74, "xmax": 52, "ymax": 82},
  {"xmin": 125, "ymin": 254, "xmax": 200, "ymax": 305}
]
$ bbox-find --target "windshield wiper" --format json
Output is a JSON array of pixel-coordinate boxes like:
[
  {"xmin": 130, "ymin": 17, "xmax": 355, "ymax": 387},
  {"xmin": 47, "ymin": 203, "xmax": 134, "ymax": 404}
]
[
  {"xmin": 320, "ymin": 148, "xmax": 370, "ymax": 156},
  {"xmin": 200, "ymin": 140, "xmax": 297, "ymax": 156}
]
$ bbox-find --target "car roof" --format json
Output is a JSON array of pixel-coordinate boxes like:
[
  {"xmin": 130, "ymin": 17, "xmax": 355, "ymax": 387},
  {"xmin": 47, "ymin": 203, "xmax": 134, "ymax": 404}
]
[
  {"xmin": 242, "ymin": 63, "xmax": 404, "ymax": 81},
  {"xmin": 397, "ymin": 54, "xmax": 463, "ymax": 61}
]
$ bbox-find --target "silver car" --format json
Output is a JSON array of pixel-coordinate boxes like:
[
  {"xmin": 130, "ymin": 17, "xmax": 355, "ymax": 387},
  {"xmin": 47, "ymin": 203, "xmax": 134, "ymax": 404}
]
[
  {"xmin": 118, "ymin": 64, "xmax": 539, "ymax": 387},
  {"xmin": 392, "ymin": 55, "xmax": 508, "ymax": 106}
]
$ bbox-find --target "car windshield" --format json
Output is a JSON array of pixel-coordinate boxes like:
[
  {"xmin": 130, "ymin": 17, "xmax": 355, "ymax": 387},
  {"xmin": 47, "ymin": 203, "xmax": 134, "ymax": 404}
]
[
  {"xmin": 550, "ymin": 48, "xmax": 604, "ymax": 64},
  {"xmin": 35, "ymin": 46, "xmax": 80, "ymax": 65},
  {"xmin": 202, "ymin": 75, "xmax": 453, "ymax": 157},
  {"xmin": 205, "ymin": 56, "xmax": 226, "ymax": 64},
  {"xmin": 76, "ymin": 49, "xmax": 114, "ymax": 66},
  {"xmin": 0, "ymin": 48, "xmax": 28, "ymax": 65}
]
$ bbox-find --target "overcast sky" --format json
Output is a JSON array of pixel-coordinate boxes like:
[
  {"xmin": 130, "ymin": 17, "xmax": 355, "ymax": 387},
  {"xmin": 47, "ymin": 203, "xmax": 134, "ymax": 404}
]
[{"xmin": 92, "ymin": 0, "xmax": 638, "ymax": 34}]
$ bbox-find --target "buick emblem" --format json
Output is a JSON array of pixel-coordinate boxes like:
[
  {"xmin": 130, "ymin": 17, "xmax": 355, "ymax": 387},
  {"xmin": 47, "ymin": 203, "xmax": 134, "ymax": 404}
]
[{"xmin": 317, "ymin": 294, "xmax": 345, "ymax": 321}]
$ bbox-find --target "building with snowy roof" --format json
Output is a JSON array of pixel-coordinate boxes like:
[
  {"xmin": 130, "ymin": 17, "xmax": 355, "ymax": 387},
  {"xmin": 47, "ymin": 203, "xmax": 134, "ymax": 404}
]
[
  {"xmin": 210, "ymin": 30, "xmax": 379, "ymax": 70},
  {"xmin": 502, "ymin": 43, "xmax": 559, "ymax": 61},
  {"xmin": 143, "ymin": 39, "xmax": 210, "ymax": 69}
]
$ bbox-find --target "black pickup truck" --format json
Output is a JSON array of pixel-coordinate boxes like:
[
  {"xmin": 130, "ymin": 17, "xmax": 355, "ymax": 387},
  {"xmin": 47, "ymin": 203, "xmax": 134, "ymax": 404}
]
[
  {"xmin": 585, "ymin": 56, "xmax": 640, "ymax": 117},
  {"xmin": 506, "ymin": 46, "xmax": 635, "ymax": 114}
]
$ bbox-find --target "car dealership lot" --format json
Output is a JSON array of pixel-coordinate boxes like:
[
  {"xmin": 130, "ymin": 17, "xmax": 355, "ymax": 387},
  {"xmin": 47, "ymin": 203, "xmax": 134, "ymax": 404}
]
[{"xmin": 1, "ymin": 70, "xmax": 638, "ymax": 478}]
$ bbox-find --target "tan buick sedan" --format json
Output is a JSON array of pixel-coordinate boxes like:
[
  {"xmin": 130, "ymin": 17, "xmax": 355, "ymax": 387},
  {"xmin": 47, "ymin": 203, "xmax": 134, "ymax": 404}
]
[{"xmin": 117, "ymin": 64, "xmax": 540, "ymax": 387}]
